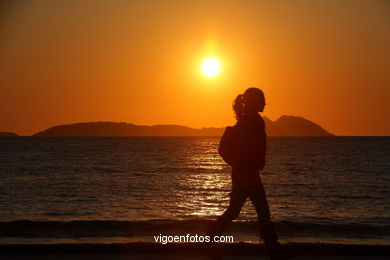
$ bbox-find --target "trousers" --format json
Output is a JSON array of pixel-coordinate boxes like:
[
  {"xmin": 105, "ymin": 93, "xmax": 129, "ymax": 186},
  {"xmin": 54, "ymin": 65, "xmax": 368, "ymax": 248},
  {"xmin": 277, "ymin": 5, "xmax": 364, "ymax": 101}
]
[{"xmin": 207, "ymin": 167, "xmax": 278, "ymax": 245}]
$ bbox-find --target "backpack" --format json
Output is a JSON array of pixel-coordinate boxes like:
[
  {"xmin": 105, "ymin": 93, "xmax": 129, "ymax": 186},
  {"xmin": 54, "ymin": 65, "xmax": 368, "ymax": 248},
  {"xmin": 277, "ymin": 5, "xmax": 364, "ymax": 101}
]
[
  {"xmin": 218, "ymin": 125, "xmax": 243, "ymax": 167},
  {"xmin": 218, "ymin": 122, "xmax": 266, "ymax": 169}
]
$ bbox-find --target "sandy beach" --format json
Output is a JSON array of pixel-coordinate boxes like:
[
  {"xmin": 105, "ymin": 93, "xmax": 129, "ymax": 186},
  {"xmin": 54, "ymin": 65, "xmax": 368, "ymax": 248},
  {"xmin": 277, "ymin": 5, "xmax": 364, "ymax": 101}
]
[
  {"xmin": 1, "ymin": 242, "xmax": 389, "ymax": 260},
  {"xmin": 3, "ymin": 253, "xmax": 390, "ymax": 259}
]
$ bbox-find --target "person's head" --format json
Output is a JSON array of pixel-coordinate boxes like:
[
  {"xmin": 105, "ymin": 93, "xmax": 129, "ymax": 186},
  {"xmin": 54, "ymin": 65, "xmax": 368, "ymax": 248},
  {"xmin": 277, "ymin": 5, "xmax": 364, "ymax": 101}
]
[{"xmin": 233, "ymin": 88, "xmax": 266, "ymax": 121}]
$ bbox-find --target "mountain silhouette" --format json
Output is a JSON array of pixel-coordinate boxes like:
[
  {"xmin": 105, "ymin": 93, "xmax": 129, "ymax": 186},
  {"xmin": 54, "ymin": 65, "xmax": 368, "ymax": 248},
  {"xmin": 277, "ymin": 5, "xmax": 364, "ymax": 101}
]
[
  {"xmin": 0, "ymin": 132, "xmax": 18, "ymax": 137},
  {"xmin": 273, "ymin": 115, "xmax": 333, "ymax": 136},
  {"xmin": 33, "ymin": 116, "xmax": 333, "ymax": 137},
  {"xmin": 33, "ymin": 122, "xmax": 222, "ymax": 137},
  {"xmin": 265, "ymin": 115, "xmax": 334, "ymax": 136}
]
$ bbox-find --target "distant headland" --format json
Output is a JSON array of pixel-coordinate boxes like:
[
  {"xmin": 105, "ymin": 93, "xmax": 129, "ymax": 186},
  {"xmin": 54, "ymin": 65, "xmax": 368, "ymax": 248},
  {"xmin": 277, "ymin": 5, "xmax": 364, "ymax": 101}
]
[
  {"xmin": 0, "ymin": 132, "xmax": 18, "ymax": 137},
  {"xmin": 33, "ymin": 115, "xmax": 334, "ymax": 137}
]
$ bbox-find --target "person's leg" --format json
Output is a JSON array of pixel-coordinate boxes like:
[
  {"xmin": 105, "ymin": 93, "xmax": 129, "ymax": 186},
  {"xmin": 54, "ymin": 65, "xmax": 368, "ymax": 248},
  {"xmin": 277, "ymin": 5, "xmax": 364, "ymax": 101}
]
[
  {"xmin": 207, "ymin": 192, "xmax": 246, "ymax": 237},
  {"xmin": 248, "ymin": 177, "xmax": 278, "ymax": 246},
  {"xmin": 251, "ymin": 186, "xmax": 297, "ymax": 260}
]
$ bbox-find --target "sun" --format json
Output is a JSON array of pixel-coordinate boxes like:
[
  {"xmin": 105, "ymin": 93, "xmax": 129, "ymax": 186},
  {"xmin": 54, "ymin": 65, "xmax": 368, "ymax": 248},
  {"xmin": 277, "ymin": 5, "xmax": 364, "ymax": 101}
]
[{"xmin": 201, "ymin": 57, "xmax": 221, "ymax": 77}]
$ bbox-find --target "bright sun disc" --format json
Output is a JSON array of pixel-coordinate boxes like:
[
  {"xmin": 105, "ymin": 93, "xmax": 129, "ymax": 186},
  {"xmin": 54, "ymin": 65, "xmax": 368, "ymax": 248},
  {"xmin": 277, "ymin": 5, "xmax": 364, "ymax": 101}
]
[{"xmin": 201, "ymin": 57, "xmax": 221, "ymax": 77}]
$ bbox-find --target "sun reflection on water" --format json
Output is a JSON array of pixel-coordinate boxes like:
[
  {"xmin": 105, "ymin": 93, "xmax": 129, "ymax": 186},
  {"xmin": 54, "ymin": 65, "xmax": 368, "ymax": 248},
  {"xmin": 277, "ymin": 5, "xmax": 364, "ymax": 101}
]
[{"xmin": 173, "ymin": 147, "xmax": 231, "ymax": 218}]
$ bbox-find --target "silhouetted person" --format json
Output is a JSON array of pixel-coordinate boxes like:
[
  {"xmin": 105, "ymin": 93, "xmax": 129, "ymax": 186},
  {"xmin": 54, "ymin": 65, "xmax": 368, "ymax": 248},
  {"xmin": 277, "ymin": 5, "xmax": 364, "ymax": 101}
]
[{"xmin": 207, "ymin": 88, "xmax": 294, "ymax": 260}]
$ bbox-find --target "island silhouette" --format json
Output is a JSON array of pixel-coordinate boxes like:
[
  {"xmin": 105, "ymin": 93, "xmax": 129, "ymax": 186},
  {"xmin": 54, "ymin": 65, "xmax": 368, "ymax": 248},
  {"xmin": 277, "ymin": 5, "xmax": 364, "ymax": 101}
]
[
  {"xmin": 32, "ymin": 115, "xmax": 333, "ymax": 137},
  {"xmin": 0, "ymin": 132, "xmax": 18, "ymax": 137}
]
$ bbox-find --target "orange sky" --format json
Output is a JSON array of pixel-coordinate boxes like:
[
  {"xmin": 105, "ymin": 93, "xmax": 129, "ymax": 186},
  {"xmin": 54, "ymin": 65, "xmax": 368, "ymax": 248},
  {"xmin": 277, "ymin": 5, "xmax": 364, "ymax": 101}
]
[{"xmin": 0, "ymin": 0, "xmax": 389, "ymax": 136}]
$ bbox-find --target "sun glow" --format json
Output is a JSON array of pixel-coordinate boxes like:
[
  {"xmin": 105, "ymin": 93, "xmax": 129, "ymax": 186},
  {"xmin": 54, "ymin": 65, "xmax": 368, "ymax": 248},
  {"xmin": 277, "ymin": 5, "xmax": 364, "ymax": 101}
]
[{"xmin": 201, "ymin": 57, "xmax": 221, "ymax": 77}]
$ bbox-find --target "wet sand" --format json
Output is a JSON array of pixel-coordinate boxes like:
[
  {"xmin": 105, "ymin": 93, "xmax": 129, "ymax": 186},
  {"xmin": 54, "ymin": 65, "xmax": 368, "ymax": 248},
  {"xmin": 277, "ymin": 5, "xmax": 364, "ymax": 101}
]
[
  {"xmin": 1, "ymin": 242, "xmax": 389, "ymax": 259},
  {"xmin": 3, "ymin": 254, "xmax": 390, "ymax": 259}
]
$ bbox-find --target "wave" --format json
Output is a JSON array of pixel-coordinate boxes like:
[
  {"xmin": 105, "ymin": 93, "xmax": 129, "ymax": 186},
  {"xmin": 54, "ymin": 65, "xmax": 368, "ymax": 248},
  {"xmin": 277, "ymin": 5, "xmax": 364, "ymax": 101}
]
[{"xmin": 1, "ymin": 219, "xmax": 389, "ymax": 238}]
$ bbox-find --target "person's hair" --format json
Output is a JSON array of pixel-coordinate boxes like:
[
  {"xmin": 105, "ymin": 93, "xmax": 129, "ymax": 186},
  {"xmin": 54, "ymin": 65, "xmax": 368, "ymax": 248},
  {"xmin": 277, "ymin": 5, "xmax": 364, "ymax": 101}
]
[
  {"xmin": 233, "ymin": 94, "xmax": 244, "ymax": 121},
  {"xmin": 233, "ymin": 88, "xmax": 264, "ymax": 121}
]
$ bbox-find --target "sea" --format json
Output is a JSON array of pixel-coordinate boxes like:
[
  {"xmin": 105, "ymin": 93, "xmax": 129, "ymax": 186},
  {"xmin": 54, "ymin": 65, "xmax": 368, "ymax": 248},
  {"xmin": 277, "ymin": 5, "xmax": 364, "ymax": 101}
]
[{"xmin": 0, "ymin": 137, "xmax": 389, "ymax": 245}]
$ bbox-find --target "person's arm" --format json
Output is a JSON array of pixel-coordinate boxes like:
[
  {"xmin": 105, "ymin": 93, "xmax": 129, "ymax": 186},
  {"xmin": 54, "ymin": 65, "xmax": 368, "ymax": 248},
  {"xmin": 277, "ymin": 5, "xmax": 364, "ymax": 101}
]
[
  {"xmin": 259, "ymin": 119, "xmax": 267, "ymax": 170},
  {"xmin": 245, "ymin": 116, "xmax": 266, "ymax": 170}
]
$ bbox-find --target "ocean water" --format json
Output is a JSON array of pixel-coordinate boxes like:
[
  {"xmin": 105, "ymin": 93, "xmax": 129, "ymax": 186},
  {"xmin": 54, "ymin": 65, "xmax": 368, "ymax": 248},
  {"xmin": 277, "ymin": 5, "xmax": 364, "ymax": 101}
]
[{"xmin": 0, "ymin": 137, "xmax": 389, "ymax": 245}]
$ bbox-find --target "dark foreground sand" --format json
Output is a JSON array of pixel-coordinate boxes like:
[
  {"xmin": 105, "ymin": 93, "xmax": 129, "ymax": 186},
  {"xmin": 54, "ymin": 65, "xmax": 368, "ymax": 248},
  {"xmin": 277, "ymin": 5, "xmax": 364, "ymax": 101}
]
[
  {"xmin": 1, "ymin": 243, "xmax": 389, "ymax": 260},
  {"xmin": 2, "ymin": 254, "xmax": 390, "ymax": 260}
]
